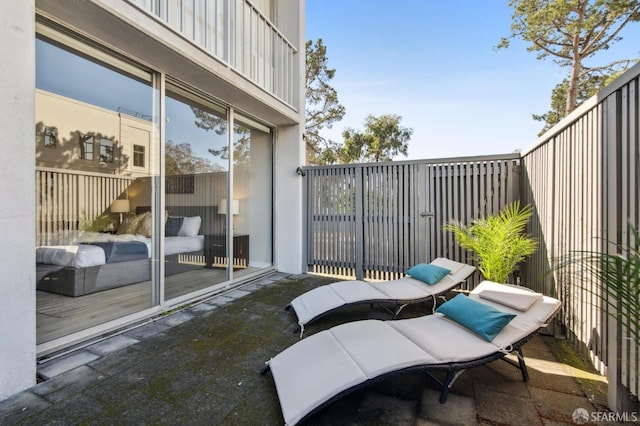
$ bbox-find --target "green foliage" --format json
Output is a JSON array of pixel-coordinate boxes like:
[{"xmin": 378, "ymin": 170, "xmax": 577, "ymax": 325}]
[
  {"xmin": 190, "ymin": 107, "xmax": 252, "ymax": 170},
  {"xmin": 444, "ymin": 202, "xmax": 538, "ymax": 283},
  {"xmin": 80, "ymin": 212, "xmax": 116, "ymax": 233},
  {"xmin": 339, "ymin": 114, "xmax": 412, "ymax": 163},
  {"xmin": 533, "ymin": 68, "xmax": 633, "ymax": 135},
  {"xmin": 160, "ymin": 303, "xmax": 192, "ymax": 317},
  {"xmin": 305, "ymin": 39, "xmax": 346, "ymax": 165},
  {"xmin": 555, "ymin": 223, "xmax": 640, "ymax": 344},
  {"xmin": 207, "ymin": 124, "xmax": 252, "ymax": 171},
  {"xmin": 165, "ymin": 140, "xmax": 220, "ymax": 175},
  {"xmin": 192, "ymin": 107, "xmax": 227, "ymax": 136},
  {"xmin": 498, "ymin": 0, "xmax": 640, "ymax": 129}
]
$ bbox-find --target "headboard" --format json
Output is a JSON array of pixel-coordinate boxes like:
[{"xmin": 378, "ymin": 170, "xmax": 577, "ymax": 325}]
[{"xmin": 136, "ymin": 205, "xmax": 222, "ymax": 235}]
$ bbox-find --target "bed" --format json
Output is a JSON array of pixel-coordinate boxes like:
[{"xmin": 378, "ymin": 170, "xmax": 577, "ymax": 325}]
[{"xmin": 36, "ymin": 205, "xmax": 219, "ymax": 297}]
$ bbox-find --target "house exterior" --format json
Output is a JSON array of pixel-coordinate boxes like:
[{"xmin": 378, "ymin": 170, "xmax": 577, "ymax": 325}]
[
  {"xmin": 1, "ymin": 0, "xmax": 305, "ymax": 401},
  {"xmin": 36, "ymin": 89, "xmax": 157, "ymax": 177}
]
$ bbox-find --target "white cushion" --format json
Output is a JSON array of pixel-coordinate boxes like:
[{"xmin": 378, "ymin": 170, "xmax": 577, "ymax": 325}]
[
  {"xmin": 330, "ymin": 280, "xmax": 389, "ymax": 303},
  {"xmin": 330, "ymin": 320, "xmax": 437, "ymax": 376},
  {"xmin": 431, "ymin": 257, "xmax": 467, "ymax": 275},
  {"xmin": 391, "ymin": 315, "xmax": 499, "ymax": 362},
  {"xmin": 270, "ymin": 280, "xmax": 561, "ymax": 426},
  {"xmin": 178, "ymin": 216, "xmax": 201, "ymax": 237},
  {"xmin": 289, "ymin": 286, "xmax": 347, "ymax": 325},
  {"xmin": 269, "ymin": 330, "xmax": 367, "ymax": 426},
  {"xmin": 476, "ymin": 282, "xmax": 542, "ymax": 311}
]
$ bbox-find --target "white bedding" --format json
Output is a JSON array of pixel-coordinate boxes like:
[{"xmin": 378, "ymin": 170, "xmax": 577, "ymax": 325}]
[
  {"xmin": 36, "ymin": 244, "xmax": 108, "ymax": 268},
  {"xmin": 36, "ymin": 233, "xmax": 204, "ymax": 268},
  {"xmin": 164, "ymin": 235, "xmax": 204, "ymax": 256}
]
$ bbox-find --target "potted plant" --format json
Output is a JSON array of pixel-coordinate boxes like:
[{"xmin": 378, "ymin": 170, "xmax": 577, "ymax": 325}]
[
  {"xmin": 443, "ymin": 201, "xmax": 538, "ymax": 283},
  {"xmin": 80, "ymin": 212, "xmax": 117, "ymax": 233}
]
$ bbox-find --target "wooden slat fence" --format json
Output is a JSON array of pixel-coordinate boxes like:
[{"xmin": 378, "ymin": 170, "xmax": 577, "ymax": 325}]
[
  {"xmin": 36, "ymin": 167, "xmax": 135, "ymax": 246},
  {"xmin": 304, "ymin": 154, "xmax": 520, "ymax": 287},
  {"xmin": 521, "ymin": 64, "xmax": 640, "ymax": 409}
]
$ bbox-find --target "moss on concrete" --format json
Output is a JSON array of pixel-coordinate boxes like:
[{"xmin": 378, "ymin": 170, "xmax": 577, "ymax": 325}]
[
  {"xmin": 9, "ymin": 273, "xmax": 612, "ymax": 425},
  {"xmin": 542, "ymin": 335, "xmax": 609, "ymax": 408}
]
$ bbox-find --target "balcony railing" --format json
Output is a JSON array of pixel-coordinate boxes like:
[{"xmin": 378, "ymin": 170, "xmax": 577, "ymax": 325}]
[{"xmin": 127, "ymin": 0, "xmax": 297, "ymax": 108}]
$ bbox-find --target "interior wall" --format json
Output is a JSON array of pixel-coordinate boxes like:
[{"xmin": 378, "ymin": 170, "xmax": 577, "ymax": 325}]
[
  {"xmin": 0, "ymin": 0, "xmax": 37, "ymax": 401},
  {"xmin": 247, "ymin": 130, "xmax": 273, "ymax": 268}
]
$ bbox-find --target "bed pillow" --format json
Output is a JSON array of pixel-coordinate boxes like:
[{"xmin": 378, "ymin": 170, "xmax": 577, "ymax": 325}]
[
  {"xmin": 178, "ymin": 216, "xmax": 201, "ymax": 237},
  {"xmin": 116, "ymin": 213, "xmax": 146, "ymax": 235},
  {"xmin": 165, "ymin": 216, "xmax": 184, "ymax": 237},
  {"xmin": 405, "ymin": 263, "xmax": 451, "ymax": 285},
  {"xmin": 436, "ymin": 294, "xmax": 516, "ymax": 342},
  {"xmin": 138, "ymin": 214, "xmax": 153, "ymax": 237}
]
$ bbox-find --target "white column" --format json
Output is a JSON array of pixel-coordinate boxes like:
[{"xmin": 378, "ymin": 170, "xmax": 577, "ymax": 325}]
[
  {"xmin": 0, "ymin": 0, "xmax": 37, "ymax": 401},
  {"xmin": 274, "ymin": 125, "xmax": 305, "ymax": 273},
  {"xmin": 272, "ymin": 0, "xmax": 305, "ymax": 274}
]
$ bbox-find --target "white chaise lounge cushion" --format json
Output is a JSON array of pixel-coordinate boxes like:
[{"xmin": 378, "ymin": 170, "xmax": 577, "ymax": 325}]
[
  {"xmin": 288, "ymin": 258, "xmax": 476, "ymax": 330},
  {"xmin": 430, "ymin": 257, "xmax": 468, "ymax": 275},
  {"xmin": 268, "ymin": 281, "xmax": 561, "ymax": 426},
  {"xmin": 289, "ymin": 281, "xmax": 388, "ymax": 326},
  {"xmin": 269, "ymin": 320, "xmax": 439, "ymax": 426}
]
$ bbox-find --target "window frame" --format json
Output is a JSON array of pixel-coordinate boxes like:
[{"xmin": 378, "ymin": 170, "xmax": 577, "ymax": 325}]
[
  {"xmin": 133, "ymin": 144, "xmax": 145, "ymax": 168},
  {"xmin": 80, "ymin": 134, "xmax": 94, "ymax": 160},
  {"xmin": 44, "ymin": 126, "xmax": 58, "ymax": 148},
  {"xmin": 99, "ymin": 137, "xmax": 114, "ymax": 163}
]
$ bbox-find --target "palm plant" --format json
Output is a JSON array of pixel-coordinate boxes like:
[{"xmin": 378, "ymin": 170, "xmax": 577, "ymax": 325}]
[
  {"xmin": 555, "ymin": 223, "xmax": 640, "ymax": 344},
  {"xmin": 443, "ymin": 202, "xmax": 538, "ymax": 283}
]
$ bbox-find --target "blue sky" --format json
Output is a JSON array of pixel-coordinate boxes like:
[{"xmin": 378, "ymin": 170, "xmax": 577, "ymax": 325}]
[{"xmin": 305, "ymin": 0, "xmax": 640, "ymax": 160}]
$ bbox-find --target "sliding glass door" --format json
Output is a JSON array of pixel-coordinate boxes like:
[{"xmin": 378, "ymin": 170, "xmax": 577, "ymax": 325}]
[
  {"xmin": 160, "ymin": 85, "xmax": 274, "ymax": 300},
  {"xmin": 35, "ymin": 23, "xmax": 274, "ymax": 349},
  {"xmin": 232, "ymin": 115, "xmax": 273, "ymax": 277},
  {"xmin": 35, "ymin": 28, "xmax": 159, "ymax": 344},
  {"xmin": 162, "ymin": 83, "xmax": 231, "ymax": 299}
]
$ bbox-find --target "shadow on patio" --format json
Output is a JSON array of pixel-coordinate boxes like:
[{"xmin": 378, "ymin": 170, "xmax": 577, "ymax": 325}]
[{"xmin": 0, "ymin": 273, "xmax": 611, "ymax": 425}]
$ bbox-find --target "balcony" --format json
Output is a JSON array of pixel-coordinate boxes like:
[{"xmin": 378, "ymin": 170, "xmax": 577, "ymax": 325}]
[{"xmin": 128, "ymin": 0, "xmax": 298, "ymax": 108}]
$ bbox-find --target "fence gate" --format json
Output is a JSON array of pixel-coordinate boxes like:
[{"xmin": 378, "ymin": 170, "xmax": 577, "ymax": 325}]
[{"xmin": 304, "ymin": 154, "xmax": 521, "ymax": 285}]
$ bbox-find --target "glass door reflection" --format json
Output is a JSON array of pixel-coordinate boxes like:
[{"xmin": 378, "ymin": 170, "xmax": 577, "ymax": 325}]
[{"xmin": 163, "ymin": 83, "xmax": 230, "ymax": 300}]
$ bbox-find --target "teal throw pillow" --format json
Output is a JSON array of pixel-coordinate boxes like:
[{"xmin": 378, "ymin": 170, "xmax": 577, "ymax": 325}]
[
  {"xmin": 406, "ymin": 263, "xmax": 451, "ymax": 285},
  {"xmin": 435, "ymin": 294, "xmax": 516, "ymax": 342}
]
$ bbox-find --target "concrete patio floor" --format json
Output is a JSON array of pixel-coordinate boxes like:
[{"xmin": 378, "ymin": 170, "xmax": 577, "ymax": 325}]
[{"xmin": 0, "ymin": 273, "xmax": 618, "ymax": 425}]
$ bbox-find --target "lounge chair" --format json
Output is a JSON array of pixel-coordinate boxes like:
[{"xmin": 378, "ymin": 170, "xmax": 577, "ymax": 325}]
[
  {"xmin": 287, "ymin": 257, "xmax": 476, "ymax": 336},
  {"xmin": 263, "ymin": 281, "xmax": 561, "ymax": 426}
]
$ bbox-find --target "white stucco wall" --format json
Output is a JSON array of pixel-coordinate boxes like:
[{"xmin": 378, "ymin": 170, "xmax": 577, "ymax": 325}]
[
  {"xmin": 0, "ymin": 0, "xmax": 37, "ymax": 401},
  {"xmin": 273, "ymin": 0, "xmax": 305, "ymax": 274},
  {"xmin": 274, "ymin": 125, "xmax": 305, "ymax": 273}
]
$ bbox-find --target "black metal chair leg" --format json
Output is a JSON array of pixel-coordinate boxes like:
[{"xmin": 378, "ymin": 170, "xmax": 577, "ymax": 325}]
[
  {"xmin": 516, "ymin": 348, "xmax": 529, "ymax": 382},
  {"xmin": 439, "ymin": 369, "xmax": 454, "ymax": 403}
]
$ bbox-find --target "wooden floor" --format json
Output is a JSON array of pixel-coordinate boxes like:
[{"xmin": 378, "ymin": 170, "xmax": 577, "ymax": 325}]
[{"xmin": 36, "ymin": 265, "xmax": 259, "ymax": 345}]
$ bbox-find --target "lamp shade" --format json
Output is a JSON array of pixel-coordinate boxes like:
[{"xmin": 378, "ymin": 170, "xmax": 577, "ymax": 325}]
[
  {"xmin": 110, "ymin": 199, "xmax": 130, "ymax": 213},
  {"xmin": 218, "ymin": 199, "xmax": 239, "ymax": 215}
]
